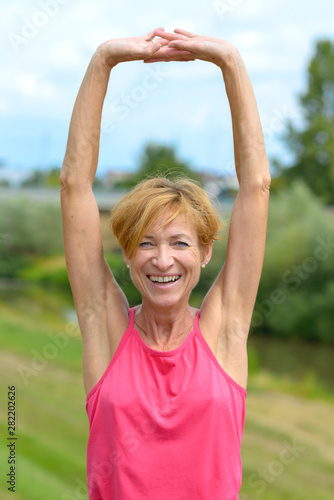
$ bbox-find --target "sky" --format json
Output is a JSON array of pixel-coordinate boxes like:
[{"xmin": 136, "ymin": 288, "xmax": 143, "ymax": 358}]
[{"xmin": 1, "ymin": 0, "xmax": 334, "ymax": 183}]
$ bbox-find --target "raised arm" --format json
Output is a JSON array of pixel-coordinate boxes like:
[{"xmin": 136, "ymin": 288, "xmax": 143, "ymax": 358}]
[
  {"xmin": 215, "ymin": 45, "xmax": 271, "ymax": 334},
  {"xmin": 60, "ymin": 30, "xmax": 175, "ymax": 394},
  {"xmin": 149, "ymin": 29, "xmax": 271, "ymax": 386}
]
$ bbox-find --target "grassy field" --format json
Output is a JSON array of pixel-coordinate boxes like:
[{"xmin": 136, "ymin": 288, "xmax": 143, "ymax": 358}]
[
  {"xmin": 0, "ymin": 289, "xmax": 334, "ymax": 500},
  {"xmin": 1, "ymin": 205, "xmax": 333, "ymax": 499}
]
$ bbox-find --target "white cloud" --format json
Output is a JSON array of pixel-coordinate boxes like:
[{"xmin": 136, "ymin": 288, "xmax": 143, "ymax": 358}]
[
  {"xmin": 1, "ymin": 0, "xmax": 334, "ymax": 171},
  {"xmin": 15, "ymin": 72, "xmax": 39, "ymax": 98},
  {"xmin": 233, "ymin": 31, "xmax": 262, "ymax": 49},
  {"xmin": 210, "ymin": 0, "xmax": 270, "ymax": 22},
  {"xmin": 48, "ymin": 40, "xmax": 85, "ymax": 69},
  {"xmin": 0, "ymin": 99, "xmax": 10, "ymax": 113}
]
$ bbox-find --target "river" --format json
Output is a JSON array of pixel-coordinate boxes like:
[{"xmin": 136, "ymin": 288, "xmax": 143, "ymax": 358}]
[{"xmin": 248, "ymin": 334, "xmax": 334, "ymax": 392}]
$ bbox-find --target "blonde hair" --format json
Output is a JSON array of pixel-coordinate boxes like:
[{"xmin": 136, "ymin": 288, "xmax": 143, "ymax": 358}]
[{"xmin": 110, "ymin": 177, "xmax": 222, "ymax": 258}]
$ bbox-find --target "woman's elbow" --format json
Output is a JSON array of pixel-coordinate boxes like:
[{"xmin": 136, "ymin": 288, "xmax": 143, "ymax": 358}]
[{"xmin": 262, "ymin": 175, "xmax": 271, "ymax": 194}]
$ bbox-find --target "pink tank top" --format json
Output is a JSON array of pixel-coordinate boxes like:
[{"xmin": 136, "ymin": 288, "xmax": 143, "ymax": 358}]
[{"xmin": 86, "ymin": 308, "xmax": 246, "ymax": 500}]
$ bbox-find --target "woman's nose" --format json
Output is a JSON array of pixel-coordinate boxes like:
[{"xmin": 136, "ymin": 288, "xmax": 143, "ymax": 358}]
[{"xmin": 152, "ymin": 245, "xmax": 174, "ymax": 271}]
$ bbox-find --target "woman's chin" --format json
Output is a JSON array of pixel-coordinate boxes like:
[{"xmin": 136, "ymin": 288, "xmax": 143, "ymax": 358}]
[{"xmin": 142, "ymin": 292, "xmax": 188, "ymax": 311}]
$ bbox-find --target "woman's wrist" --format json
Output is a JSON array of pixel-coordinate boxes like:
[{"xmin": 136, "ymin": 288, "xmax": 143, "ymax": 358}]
[
  {"xmin": 216, "ymin": 45, "xmax": 241, "ymax": 71},
  {"xmin": 94, "ymin": 42, "xmax": 118, "ymax": 72}
]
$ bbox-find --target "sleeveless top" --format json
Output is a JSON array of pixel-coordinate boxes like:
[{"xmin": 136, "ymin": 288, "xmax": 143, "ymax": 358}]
[{"xmin": 86, "ymin": 307, "xmax": 246, "ymax": 500}]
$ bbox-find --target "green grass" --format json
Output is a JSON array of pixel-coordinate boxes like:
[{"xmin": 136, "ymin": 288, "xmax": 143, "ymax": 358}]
[
  {"xmin": 0, "ymin": 291, "xmax": 87, "ymax": 499},
  {"xmin": 240, "ymin": 385, "xmax": 334, "ymax": 500},
  {"xmin": 1, "ymin": 288, "xmax": 334, "ymax": 499}
]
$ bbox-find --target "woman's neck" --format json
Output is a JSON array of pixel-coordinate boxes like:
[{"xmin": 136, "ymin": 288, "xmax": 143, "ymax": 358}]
[{"xmin": 134, "ymin": 302, "xmax": 198, "ymax": 351}]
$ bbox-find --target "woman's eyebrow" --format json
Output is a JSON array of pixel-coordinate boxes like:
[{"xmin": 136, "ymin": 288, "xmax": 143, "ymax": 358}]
[
  {"xmin": 142, "ymin": 233, "xmax": 192, "ymax": 239},
  {"xmin": 170, "ymin": 233, "xmax": 192, "ymax": 239}
]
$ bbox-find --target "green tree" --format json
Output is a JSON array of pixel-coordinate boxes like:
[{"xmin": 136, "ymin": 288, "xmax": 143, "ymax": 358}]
[
  {"xmin": 276, "ymin": 39, "xmax": 334, "ymax": 204},
  {"xmin": 44, "ymin": 167, "xmax": 61, "ymax": 187},
  {"xmin": 116, "ymin": 143, "xmax": 201, "ymax": 188},
  {"xmin": 252, "ymin": 181, "xmax": 334, "ymax": 344},
  {"xmin": 0, "ymin": 199, "xmax": 63, "ymax": 277},
  {"xmin": 22, "ymin": 169, "xmax": 45, "ymax": 187},
  {"xmin": 21, "ymin": 167, "xmax": 60, "ymax": 187}
]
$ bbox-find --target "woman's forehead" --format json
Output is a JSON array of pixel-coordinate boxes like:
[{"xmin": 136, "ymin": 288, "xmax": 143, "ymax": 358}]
[{"xmin": 145, "ymin": 212, "xmax": 197, "ymax": 238}]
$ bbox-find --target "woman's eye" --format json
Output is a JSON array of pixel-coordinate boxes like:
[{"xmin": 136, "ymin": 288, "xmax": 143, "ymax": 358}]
[
  {"xmin": 139, "ymin": 241, "xmax": 152, "ymax": 247},
  {"xmin": 175, "ymin": 241, "xmax": 189, "ymax": 247}
]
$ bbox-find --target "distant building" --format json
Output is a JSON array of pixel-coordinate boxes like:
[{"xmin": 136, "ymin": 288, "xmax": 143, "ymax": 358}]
[
  {"xmin": 102, "ymin": 169, "xmax": 132, "ymax": 188},
  {"xmin": 200, "ymin": 172, "xmax": 239, "ymax": 198}
]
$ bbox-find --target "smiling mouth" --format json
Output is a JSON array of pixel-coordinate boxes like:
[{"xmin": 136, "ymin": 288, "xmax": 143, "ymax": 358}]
[{"xmin": 148, "ymin": 275, "xmax": 181, "ymax": 284}]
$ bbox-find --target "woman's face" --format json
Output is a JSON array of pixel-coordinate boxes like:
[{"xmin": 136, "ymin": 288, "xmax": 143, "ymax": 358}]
[{"xmin": 125, "ymin": 212, "xmax": 212, "ymax": 311}]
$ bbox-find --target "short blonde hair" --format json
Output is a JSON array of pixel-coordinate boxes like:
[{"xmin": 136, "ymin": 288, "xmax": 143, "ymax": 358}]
[{"xmin": 110, "ymin": 177, "xmax": 222, "ymax": 258}]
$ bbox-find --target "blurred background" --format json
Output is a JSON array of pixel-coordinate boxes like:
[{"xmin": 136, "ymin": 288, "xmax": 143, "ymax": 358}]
[{"xmin": 1, "ymin": 1, "xmax": 334, "ymax": 499}]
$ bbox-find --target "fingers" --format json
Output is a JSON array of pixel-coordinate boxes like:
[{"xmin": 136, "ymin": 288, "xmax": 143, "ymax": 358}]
[
  {"xmin": 174, "ymin": 28, "xmax": 197, "ymax": 38},
  {"xmin": 153, "ymin": 28, "xmax": 166, "ymax": 38},
  {"xmin": 168, "ymin": 40, "xmax": 188, "ymax": 50},
  {"xmin": 143, "ymin": 59, "xmax": 193, "ymax": 64},
  {"xmin": 145, "ymin": 50, "xmax": 195, "ymax": 61},
  {"xmin": 143, "ymin": 45, "xmax": 195, "ymax": 63},
  {"xmin": 143, "ymin": 58, "xmax": 166, "ymax": 63},
  {"xmin": 153, "ymin": 28, "xmax": 189, "ymax": 42},
  {"xmin": 142, "ymin": 28, "xmax": 199, "ymax": 61},
  {"xmin": 167, "ymin": 40, "xmax": 199, "ymax": 56},
  {"xmin": 154, "ymin": 37, "xmax": 169, "ymax": 47},
  {"xmin": 145, "ymin": 28, "xmax": 196, "ymax": 42},
  {"xmin": 143, "ymin": 27, "xmax": 165, "ymax": 41},
  {"xmin": 151, "ymin": 43, "xmax": 162, "ymax": 55}
]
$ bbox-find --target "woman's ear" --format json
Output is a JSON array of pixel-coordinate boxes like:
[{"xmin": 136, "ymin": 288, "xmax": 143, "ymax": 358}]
[
  {"xmin": 206, "ymin": 241, "xmax": 213, "ymax": 263},
  {"xmin": 123, "ymin": 251, "xmax": 130, "ymax": 268},
  {"xmin": 201, "ymin": 241, "xmax": 213, "ymax": 268}
]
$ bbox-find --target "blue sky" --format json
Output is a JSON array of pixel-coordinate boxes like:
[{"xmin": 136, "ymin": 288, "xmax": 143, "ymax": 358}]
[{"xmin": 1, "ymin": 0, "xmax": 333, "ymax": 183}]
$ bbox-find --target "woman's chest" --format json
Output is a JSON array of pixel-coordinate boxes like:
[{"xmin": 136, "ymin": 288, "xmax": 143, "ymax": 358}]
[{"xmin": 100, "ymin": 341, "xmax": 231, "ymax": 420}]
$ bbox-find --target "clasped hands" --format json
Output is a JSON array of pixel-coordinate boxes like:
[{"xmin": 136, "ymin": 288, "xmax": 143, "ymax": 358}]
[{"xmin": 100, "ymin": 28, "xmax": 237, "ymax": 68}]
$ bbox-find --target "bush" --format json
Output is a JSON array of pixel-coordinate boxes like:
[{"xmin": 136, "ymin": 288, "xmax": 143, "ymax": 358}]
[
  {"xmin": 2, "ymin": 184, "xmax": 333, "ymax": 344},
  {"xmin": 252, "ymin": 181, "xmax": 334, "ymax": 343},
  {"xmin": 0, "ymin": 198, "xmax": 63, "ymax": 277}
]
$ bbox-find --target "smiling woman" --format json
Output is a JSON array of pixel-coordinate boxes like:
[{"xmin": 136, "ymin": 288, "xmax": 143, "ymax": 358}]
[
  {"xmin": 110, "ymin": 176, "xmax": 222, "ymax": 258},
  {"xmin": 121, "ymin": 209, "xmax": 213, "ymax": 319},
  {"xmin": 60, "ymin": 27, "xmax": 270, "ymax": 500}
]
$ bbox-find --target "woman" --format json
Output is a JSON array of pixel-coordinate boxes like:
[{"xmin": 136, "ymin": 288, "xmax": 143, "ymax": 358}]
[{"xmin": 60, "ymin": 28, "xmax": 271, "ymax": 500}]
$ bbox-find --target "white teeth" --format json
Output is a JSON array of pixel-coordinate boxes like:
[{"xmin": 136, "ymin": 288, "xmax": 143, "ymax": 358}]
[{"xmin": 149, "ymin": 275, "xmax": 180, "ymax": 283}]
